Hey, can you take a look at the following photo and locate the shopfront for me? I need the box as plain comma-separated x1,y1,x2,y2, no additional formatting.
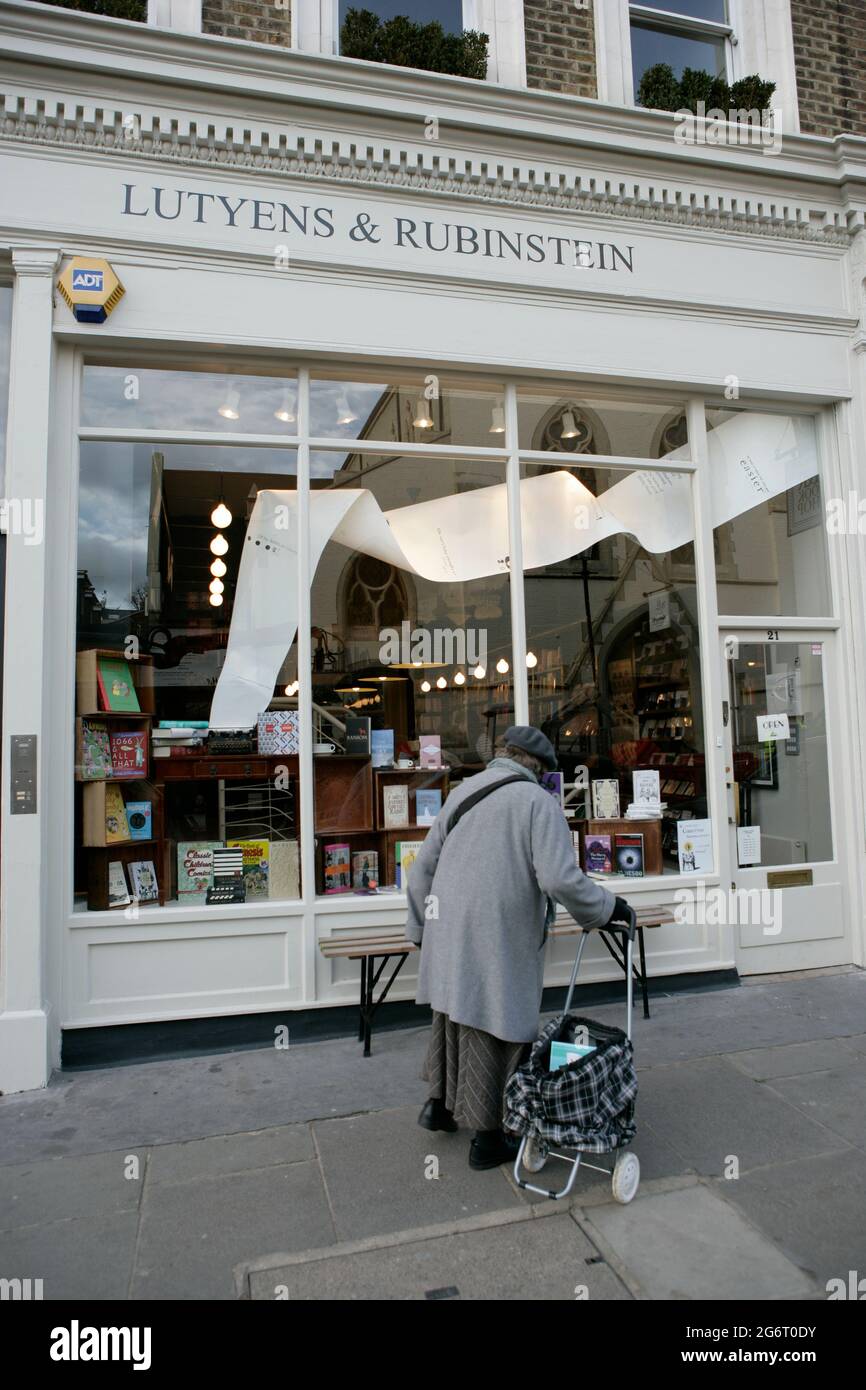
1,4,864,1089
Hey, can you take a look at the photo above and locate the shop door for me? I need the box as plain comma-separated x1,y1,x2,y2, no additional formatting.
720,630,848,974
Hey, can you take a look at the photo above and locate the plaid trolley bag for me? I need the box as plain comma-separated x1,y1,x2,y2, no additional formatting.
504,907,642,1203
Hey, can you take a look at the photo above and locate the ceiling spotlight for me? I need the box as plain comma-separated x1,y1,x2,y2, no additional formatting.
209,534,229,557
209,578,224,595
413,396,434,430
274,389,296,424
210,501,232,529
420,680,431,693
496,657,510,674
210,558,227,578
526,651,538,668
453,671,466,686
488,404,506,435
560,409,579,440
209,593,224,607
218,387,240,421
473,664,486,679
436,676,447,690
336,392,358,426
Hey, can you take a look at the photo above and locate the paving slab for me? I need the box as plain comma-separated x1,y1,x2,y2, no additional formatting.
0,1148,144,1230
247,1212,632,1301
637,1057,844,1176
312,1105,523,1241
710,1147,866,1287
587,1185,817,1300
131,1161,335,1301
727,1037,861,1081
0,1212,139,1301
764,1063,866,1151
146,1124,313,1185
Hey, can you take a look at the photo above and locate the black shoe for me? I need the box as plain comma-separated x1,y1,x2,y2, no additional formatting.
417,1098,458,1133
469,1129,520,1171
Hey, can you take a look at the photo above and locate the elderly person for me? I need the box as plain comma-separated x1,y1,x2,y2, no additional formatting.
406,725,630,1170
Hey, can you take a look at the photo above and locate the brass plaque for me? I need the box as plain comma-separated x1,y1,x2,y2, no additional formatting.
767,869,813,889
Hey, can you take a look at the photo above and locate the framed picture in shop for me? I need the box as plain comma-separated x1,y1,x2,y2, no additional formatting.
753,740,779,790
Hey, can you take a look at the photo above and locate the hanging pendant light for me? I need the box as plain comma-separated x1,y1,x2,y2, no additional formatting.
560,409,579,440
209,578,224,595
413,396,434,430
488,404,506,435
210,557,227,578
473,664,486,679
210,533,229,557
336,391,358,426
274,388,296,424
218,387,240,421
526,651,538,668
496,657,509,674
211,500,232,529
209,593,224,607
453,671,466,686
436,676,447,690
420,680,431,693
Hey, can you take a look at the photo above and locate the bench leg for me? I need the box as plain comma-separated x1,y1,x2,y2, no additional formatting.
358,957,367,1042
638,927,650,1019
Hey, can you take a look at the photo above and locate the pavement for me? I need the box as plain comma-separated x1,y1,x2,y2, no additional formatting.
1,967,865,1301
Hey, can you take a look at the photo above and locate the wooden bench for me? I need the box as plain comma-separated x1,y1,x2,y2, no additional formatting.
319,905,676,1056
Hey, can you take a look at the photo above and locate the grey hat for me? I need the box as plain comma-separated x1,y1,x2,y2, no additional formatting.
503,725,558,771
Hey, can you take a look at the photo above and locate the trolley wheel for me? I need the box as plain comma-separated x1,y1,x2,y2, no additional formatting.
522,1135,549,1174
611,1151,640,1204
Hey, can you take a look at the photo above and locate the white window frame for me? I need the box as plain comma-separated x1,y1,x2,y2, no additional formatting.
596,0,800,132
146,0,202,33
292,0,526,87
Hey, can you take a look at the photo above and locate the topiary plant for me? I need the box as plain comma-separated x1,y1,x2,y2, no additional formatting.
729,75,777,115
636,64,682,111
339,7,489,79
677,67,718,114
38,0,147,17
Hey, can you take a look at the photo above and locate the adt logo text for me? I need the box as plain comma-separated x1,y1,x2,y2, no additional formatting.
71,269,103,291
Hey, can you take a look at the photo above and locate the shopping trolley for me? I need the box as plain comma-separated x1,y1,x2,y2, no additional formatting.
505,906,641,1204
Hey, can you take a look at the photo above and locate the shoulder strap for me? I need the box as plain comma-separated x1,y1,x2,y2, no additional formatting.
443,774,531,839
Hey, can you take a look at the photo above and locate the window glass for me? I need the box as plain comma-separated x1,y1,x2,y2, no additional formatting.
310,372,505,446
708,411,831,618
633,1,727,20
728,641,832,866
75,441,303,912
0,285,12,494
309,447,512,897
518,391,689,459
631,22,727,97
339,1,464,32
521,457,706,878
82,366,298,436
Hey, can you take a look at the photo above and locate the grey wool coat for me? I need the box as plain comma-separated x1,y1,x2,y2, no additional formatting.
406,757,617,1043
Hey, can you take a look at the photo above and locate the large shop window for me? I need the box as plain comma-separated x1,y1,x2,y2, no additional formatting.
708,410,830,618
630,2,731,100
75,366,302,913
519,391,703,879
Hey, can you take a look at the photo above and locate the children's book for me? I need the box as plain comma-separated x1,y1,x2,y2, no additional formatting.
615,833,645,878
110,730,148,778
97,656,140,713
419,735,442,769
104,784,130,843
584,834,613,874
324,843,352,893
107,861,131,908
352,851,379,892
371,729,394,768
396,840,425,890
415,789,442,826
227,839,270,900
177,841,221,900
126,801,152,840
81,720,112,779
129,860,158,902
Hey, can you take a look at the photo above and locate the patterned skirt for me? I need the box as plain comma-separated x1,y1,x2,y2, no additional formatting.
422,1010,530,1132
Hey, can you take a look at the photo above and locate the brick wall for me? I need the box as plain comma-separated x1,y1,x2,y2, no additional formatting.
201,0,290,48
523,0,596,98
791,0,866,137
